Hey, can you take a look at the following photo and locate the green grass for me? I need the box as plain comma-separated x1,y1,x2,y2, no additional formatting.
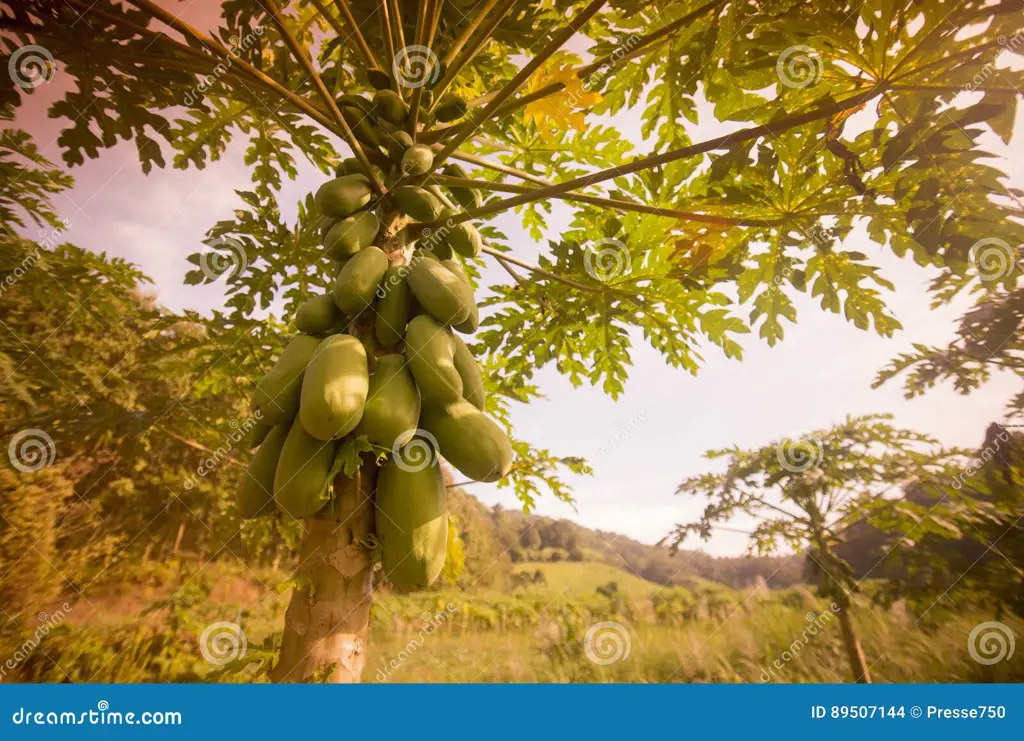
511,560,661,598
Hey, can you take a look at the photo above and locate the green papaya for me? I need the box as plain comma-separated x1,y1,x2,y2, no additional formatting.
404,315,462,404
372,89,409,125
452,300,479,335
443,221,483,257
452,334,485,411
375,265,411,347
274,418,336,518
336,158,385,183
407,257,473,325
421,88,435,109
361,354,420,447
340,105,387,149
318,215,336,239
376,450,447,592
333,246,389,314
315,174,373,219
402,144,434,176
294,293,342,335
419,227,453,261
247,421,272,449
236,424,288,518
421,400,512,482
299,334,368,441
386,130,414,163
441,163,483,209
252,335,321,425
337,94,371,114
367,68,391,90
324,210,380,260
392,185,444,222
434,94,468,122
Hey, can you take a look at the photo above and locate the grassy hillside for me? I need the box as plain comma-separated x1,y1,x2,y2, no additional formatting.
511,561,662,598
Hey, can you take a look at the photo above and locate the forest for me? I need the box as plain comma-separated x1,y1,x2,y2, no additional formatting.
0,0,1022,685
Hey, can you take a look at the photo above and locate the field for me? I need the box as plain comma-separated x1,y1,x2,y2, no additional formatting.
3,560,1020,684
511,560,667,598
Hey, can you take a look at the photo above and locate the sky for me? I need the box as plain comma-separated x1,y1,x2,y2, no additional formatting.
7,6,1022,556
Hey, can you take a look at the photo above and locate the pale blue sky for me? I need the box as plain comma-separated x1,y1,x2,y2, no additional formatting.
12,33,1021,556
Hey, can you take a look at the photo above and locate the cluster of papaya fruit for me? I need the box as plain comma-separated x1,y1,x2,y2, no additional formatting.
235,87,510,591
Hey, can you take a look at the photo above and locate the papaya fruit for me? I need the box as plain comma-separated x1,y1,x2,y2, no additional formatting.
435,94,468,122
421,399,512,482
440,163,483,210
452,334,486,411
247,421,273,449
421,88,435,109
300,334,369,441
386,130,414,163
318,215,336,239
402,144,434,176
418,227,453,261
360,354,420,447
335,158,385,183
324,210,380,260
375,265,411,347
452,300,479,335
333,246,389,314
315,174,373,219
404,315,463,404
274,418,336,518
236,424,288,518
340,106,387,149
392,185,444,222
375,450,447,592
367,68,391,90
372,89,409,125
252,335,320,425
443,221,483,257
407,257,473,325
338,93,372,114
294,293,342,335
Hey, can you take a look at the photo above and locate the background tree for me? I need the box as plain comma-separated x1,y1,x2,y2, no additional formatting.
2,0,1021,682
666,414,967,682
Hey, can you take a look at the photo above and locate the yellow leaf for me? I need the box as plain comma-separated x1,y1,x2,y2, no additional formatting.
523,52,603,139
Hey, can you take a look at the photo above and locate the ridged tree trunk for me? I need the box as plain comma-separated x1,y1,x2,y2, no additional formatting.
835,595,872,684
272,460,376,683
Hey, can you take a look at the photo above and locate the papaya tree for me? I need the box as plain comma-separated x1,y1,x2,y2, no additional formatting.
2,0,1022,682
665,414,973,683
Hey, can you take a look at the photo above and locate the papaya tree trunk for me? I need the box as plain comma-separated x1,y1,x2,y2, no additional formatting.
836,598,872,683
272,459,377,683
